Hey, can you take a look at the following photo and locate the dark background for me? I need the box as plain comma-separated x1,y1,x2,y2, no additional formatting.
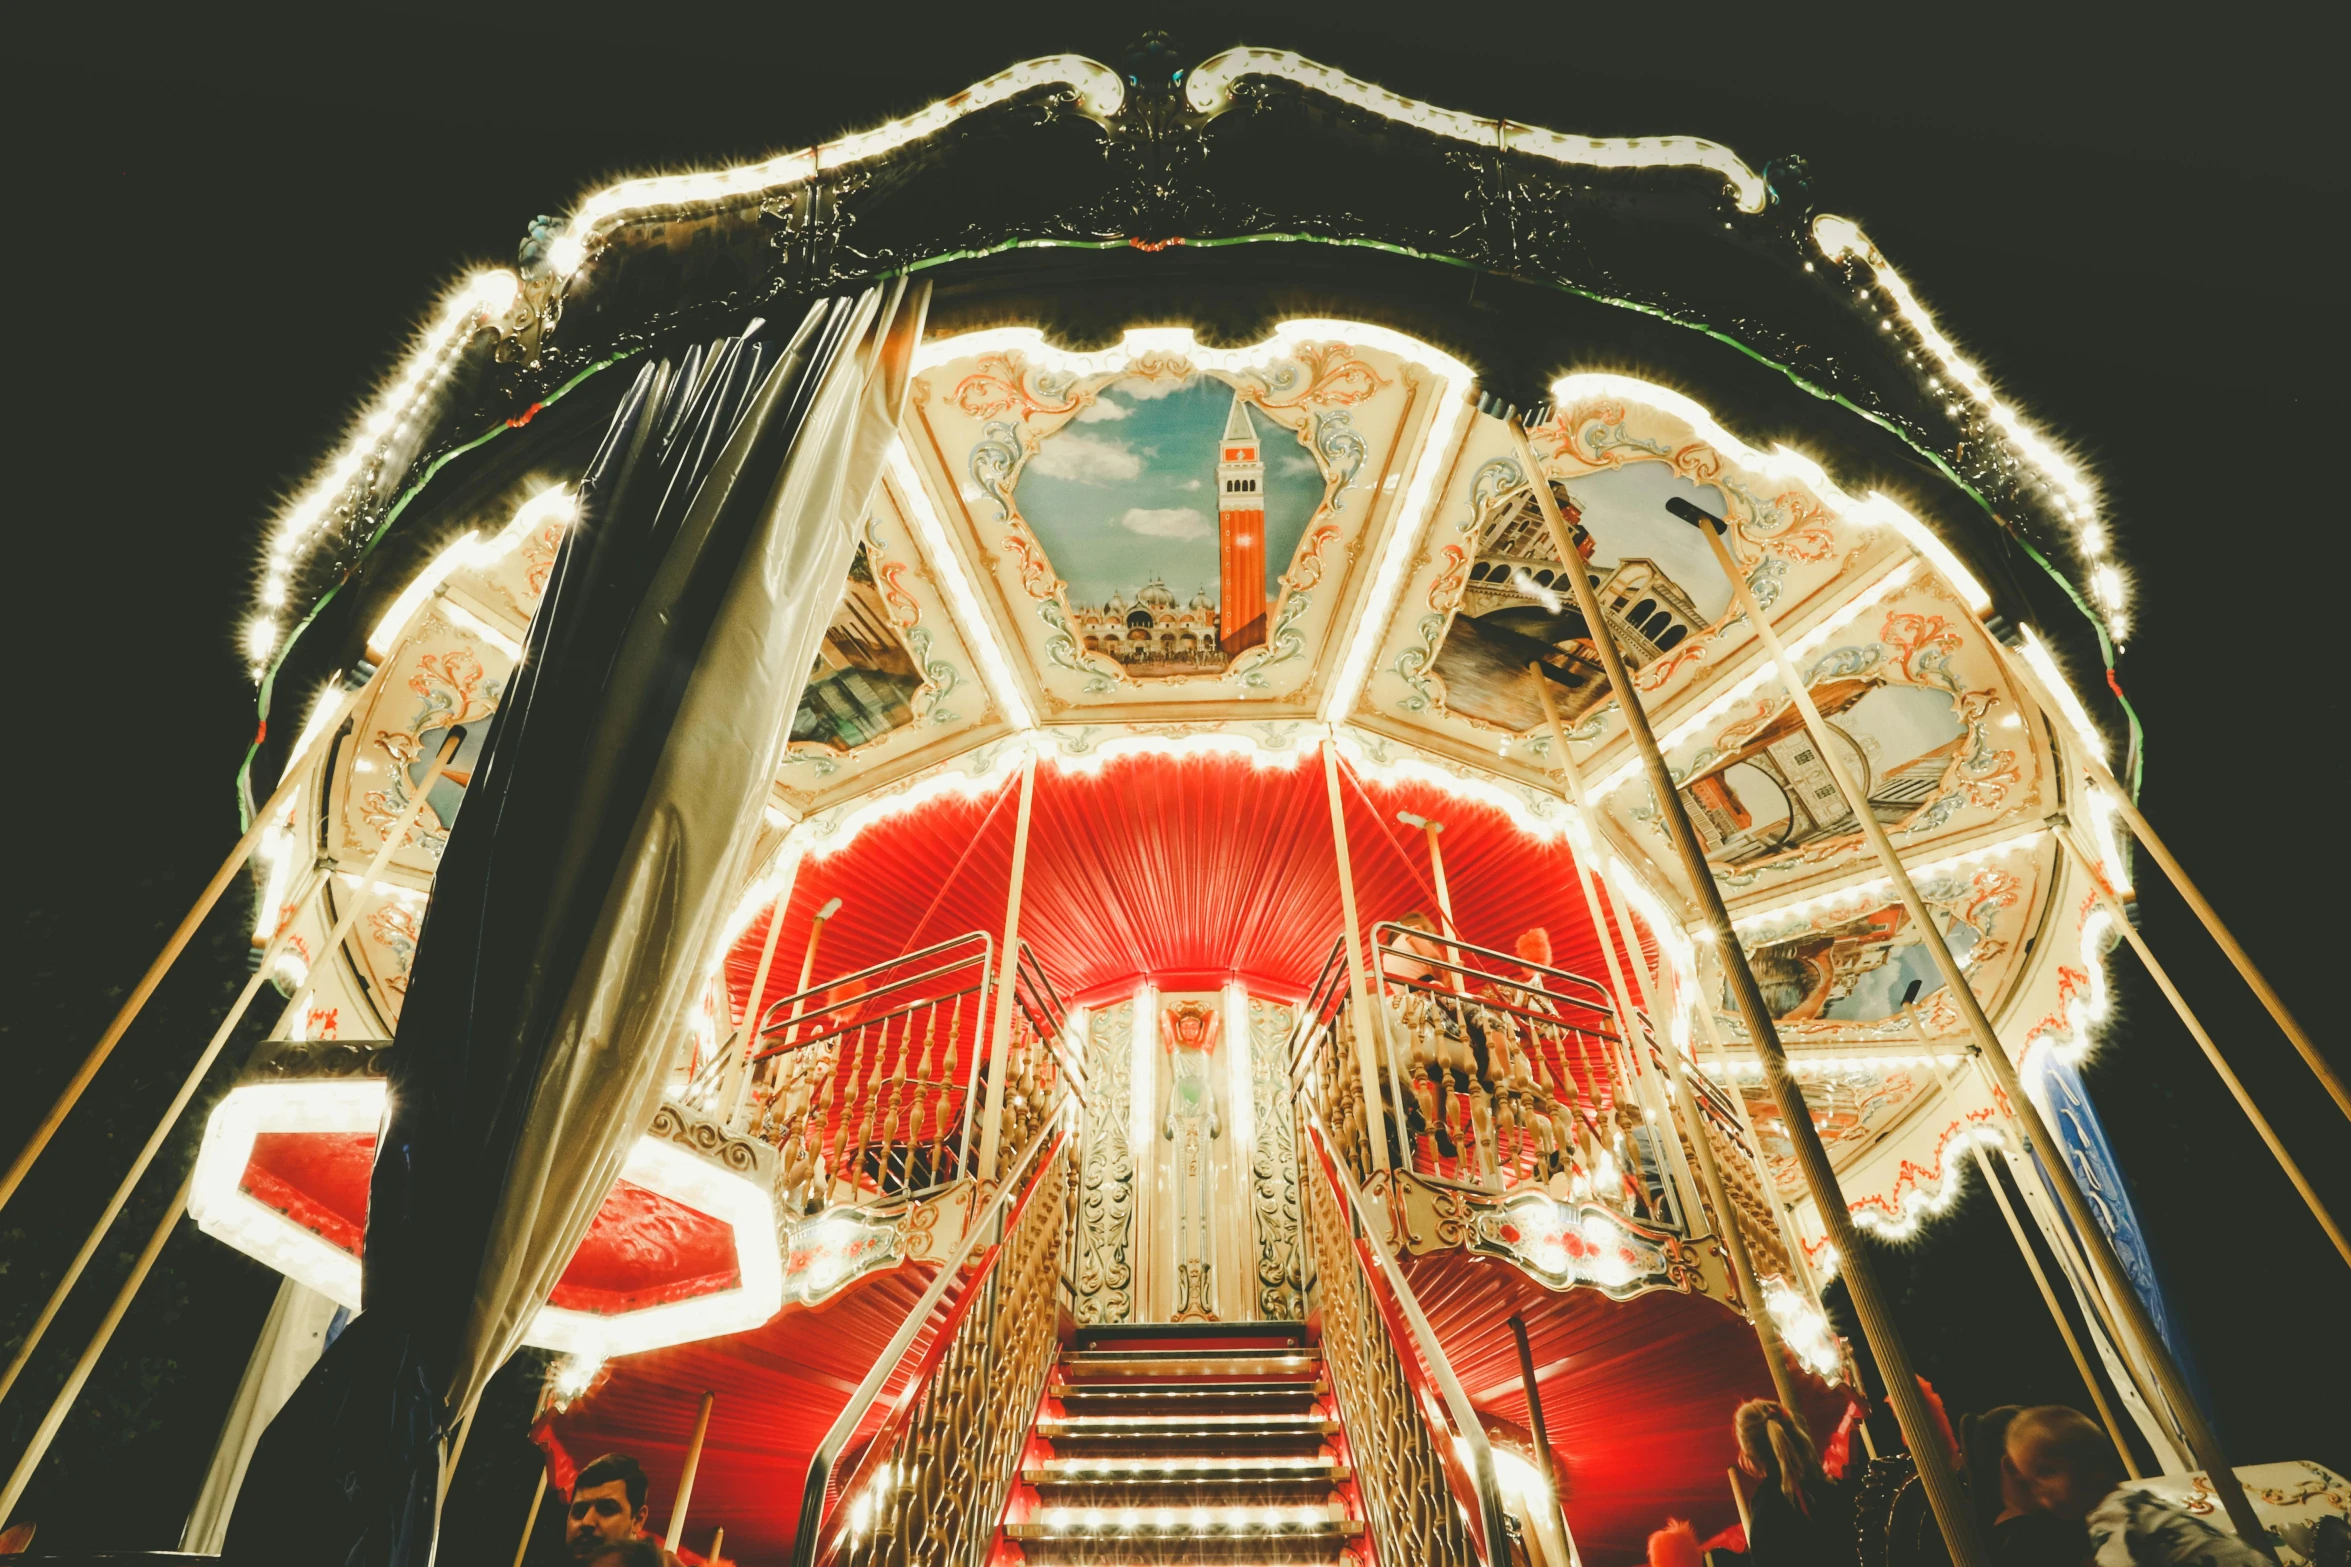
3,2,2344,1556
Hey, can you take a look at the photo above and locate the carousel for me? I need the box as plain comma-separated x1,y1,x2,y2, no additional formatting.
4,39,2346,1567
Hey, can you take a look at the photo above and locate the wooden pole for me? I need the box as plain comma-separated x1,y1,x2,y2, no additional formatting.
1504,420,1990,1567
0,677,376,1219
707,1525,725,1564
0,729,463,1409
1669,499,2269,1553
2001,644,2347,1123
1321,739,1394,1174
723,860,800,1128
508,1465,548,1567
1532,679,1770,1370
667,1390,716,1551
0,1168,196,1528
1963,1129,2139,1478
1397,811,1465,995
1728,1466,1754,1541
976,755,1037,1182
2052,822,2348,1268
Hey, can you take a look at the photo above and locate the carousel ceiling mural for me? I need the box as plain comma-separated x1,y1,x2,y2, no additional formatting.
81,37,2306,1567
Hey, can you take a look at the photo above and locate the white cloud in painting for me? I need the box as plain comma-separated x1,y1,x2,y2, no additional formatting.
1178,477,1204,491
1074,398,1129,423
1029,430,1143,484
1276,451,1321,477
1118,506,1211,540
1116,375,1191,401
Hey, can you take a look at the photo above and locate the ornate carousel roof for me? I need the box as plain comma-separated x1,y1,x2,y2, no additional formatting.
195,42,2169,1564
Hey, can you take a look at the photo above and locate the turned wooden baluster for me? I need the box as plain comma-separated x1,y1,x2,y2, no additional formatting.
830,1023,869,1197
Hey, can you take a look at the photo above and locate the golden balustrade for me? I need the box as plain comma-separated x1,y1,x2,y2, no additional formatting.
791,1114,1076,1567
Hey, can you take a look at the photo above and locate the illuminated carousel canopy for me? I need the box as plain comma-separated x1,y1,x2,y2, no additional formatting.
34,38,2319,1567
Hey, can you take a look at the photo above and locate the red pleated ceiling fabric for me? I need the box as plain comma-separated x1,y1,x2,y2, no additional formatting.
723,748,1639,1020
562,748,1722,1564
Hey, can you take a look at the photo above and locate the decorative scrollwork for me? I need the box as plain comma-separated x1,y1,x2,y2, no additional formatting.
648,1100,773,1182
1075,1003,1136,1324
1313,409,1369,506
1248,1000,1304,1319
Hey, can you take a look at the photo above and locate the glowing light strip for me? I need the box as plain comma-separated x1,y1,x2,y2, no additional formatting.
1848,1125,2006,1242
558,57,1124,269
1130,983,1158,1159
1763,1278,1842,1380
887,443,1033,731
190,1080,386,1308
1331,728,1567,843
2016,624,2108,759
1325,378,1473,721
1724,825,2048,931
364,486,574,659
1706,1053,1964,1078
1225,981,1254,1154
1585,560,1919,800
524,1129,784,1359
248,272,523,675
1812,216,2122,637
1187,49,1767,212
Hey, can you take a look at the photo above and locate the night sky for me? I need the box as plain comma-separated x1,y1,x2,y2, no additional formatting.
4,3,2345,1557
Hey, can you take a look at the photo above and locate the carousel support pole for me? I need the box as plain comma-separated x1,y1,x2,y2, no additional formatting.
708,1526,724,1564
976,754,1038,1182
723,859,800,1128
667,1390,715,1552
1506,1315,1561,1509
0,728,462,1409
1963,1128,2141,1477
508,1465,548,1567
0,677,375,1219
2005,646,2347,1123
2053,822,2349,1268
1668,498,2270,1552
1506,421,1990,1567
0,1168,196,1529
1729,1467,1755,1541
1321,739,1394,1174
1396,811,1465,994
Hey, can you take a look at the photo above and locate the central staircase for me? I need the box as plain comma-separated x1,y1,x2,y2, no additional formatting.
1007,1321,1366,1564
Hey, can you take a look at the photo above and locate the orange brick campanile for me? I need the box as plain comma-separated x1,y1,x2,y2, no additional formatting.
1216,394,1267,654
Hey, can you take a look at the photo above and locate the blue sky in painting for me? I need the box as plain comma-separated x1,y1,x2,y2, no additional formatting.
1016,376,1325,609
1558,464,1736,622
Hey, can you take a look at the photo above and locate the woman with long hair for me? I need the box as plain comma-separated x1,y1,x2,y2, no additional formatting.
1735,1398,1856,1566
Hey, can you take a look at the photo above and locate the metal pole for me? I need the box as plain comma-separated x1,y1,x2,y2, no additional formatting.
0,728,461,1409
0,1168,197,1527
667,1390,716,1550
1504,420,1989,1567
508,1466,548,1567
976,755,1038,1181
1398,811,1465,995
1964,1133,2140,1478
724,861,800,1127
0,677,375,1218
1506,1313,1563,1522
1321,739,1394,1174
1531,678,1778,1391
2006,646,2346,1123
1668,498,2269,1553
2051,822,2347,1268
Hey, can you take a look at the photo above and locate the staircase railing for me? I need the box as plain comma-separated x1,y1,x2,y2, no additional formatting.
1300,1108,1513,1567
752,932,1079,1215
1289,924,1691,1235
790,1107,1076,1567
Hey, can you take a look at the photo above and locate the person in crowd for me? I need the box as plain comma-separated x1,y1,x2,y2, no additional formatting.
1955,1405,2093,1565
565,1452,679,1566
1734,1398,1855,1567
2006,1405,2271,1566
579,1542,667,1567
1380,910,1446,987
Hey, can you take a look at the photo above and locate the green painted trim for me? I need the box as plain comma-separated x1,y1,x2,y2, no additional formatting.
235,351,636,827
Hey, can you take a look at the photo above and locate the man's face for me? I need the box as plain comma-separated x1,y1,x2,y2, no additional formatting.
2006,1432,2104,1521
566,1479,643,1554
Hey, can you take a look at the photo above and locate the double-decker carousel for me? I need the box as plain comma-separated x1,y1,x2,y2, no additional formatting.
6,40,2346,1567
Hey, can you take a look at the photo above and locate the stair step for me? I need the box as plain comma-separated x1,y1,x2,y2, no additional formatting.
1010,1506,1363,1540
1038,1414,1337,1434
1058,1351,1320,1379
1028,1458,1349,1482
1069,1321,1311,1352
1052,1379,1325,1400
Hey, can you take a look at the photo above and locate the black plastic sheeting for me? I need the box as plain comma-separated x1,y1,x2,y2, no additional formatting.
225,298,863,1567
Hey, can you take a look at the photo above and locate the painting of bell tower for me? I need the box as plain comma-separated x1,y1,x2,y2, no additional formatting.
1217,395,1267,654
